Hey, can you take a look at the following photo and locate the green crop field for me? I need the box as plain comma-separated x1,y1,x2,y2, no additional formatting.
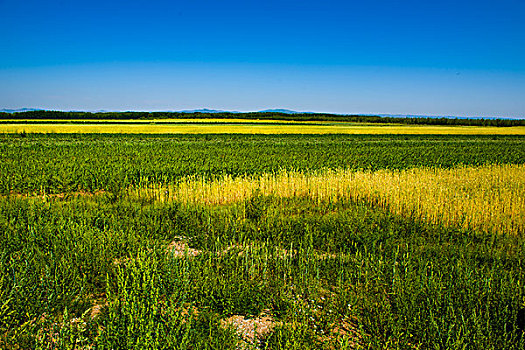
1,133,525,349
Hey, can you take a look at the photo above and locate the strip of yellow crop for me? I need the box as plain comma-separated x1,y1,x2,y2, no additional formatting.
132,164,525,235
2,123,525,134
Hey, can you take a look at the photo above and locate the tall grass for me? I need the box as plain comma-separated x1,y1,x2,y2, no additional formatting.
133,164,525,236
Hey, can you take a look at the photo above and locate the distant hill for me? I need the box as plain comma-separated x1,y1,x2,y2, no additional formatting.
179,108,249,114
181,108,304,114
180,108,231,113
1,108,312,115
258,109,304,114
0,108,43,113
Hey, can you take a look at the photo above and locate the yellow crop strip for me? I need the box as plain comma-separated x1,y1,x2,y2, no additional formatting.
132,164,525,235
2,123,525,134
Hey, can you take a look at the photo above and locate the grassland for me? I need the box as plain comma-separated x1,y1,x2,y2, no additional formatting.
2,120,525,134
134,164,525,236
1,133,525,349
2,134,524,195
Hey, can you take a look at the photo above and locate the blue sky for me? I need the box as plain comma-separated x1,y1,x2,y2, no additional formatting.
1,0,524,117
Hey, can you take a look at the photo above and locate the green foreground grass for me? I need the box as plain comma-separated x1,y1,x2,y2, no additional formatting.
1,194,524,349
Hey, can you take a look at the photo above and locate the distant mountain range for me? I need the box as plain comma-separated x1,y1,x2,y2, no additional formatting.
0,108,309,114
0,108,44,113
172,108,310,114
258,109,314,114
0,108,522,120
178,108,235,114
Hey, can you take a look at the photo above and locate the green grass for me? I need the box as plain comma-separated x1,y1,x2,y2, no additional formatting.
1,194,524,348
1,133,524,348
1,133,524,195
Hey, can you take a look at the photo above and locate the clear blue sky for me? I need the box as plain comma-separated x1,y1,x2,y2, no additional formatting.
1,0,524,117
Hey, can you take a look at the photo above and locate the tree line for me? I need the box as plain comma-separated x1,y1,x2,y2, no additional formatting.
1,110,524,127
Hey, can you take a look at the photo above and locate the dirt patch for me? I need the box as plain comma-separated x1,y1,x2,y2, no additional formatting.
166,239,201,258
87,294,108,320
221,314,279,347
112,256,131,266
89,303,107,320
